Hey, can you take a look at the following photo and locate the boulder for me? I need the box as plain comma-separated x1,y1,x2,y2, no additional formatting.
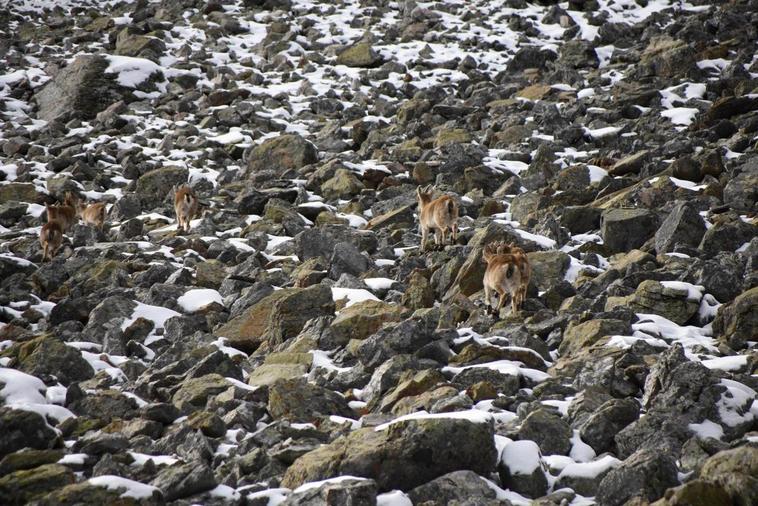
601,208,658,254
712,286,758,350
281,417,497,492
151,462,216,502
0,464,75,505
498,440,548,498
267,378,356,423
527,250,571,290
336,41,383,67
34,55,127,121
517,408,572,456
17,337,94,386
407,470,497,505
215,284,335,353
655,202,706,253
596,449,679,506
247,134,318,175
282,477,377,506
0,408,61,458
627,280,700,325
327,300,406,346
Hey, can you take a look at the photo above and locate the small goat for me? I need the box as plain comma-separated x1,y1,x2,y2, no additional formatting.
39,220,63,262
416,185,459,252
482,241,531,316
45,192,78,232
76,201,107,230
174,185,198,233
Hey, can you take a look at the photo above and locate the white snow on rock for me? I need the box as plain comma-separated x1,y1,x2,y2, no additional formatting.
500,440,543,475
688,419,725,440
88,475,160,499
557,455,621,479
104,55,166,90
120,301,181,333
0,367,75,422
717,379,756,428
377,490,413,506
374,409,494,431
331,287,380,308
661,107,699,126
177,289,224,312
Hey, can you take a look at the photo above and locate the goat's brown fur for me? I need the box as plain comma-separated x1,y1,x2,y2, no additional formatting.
416,185,459,252
482,241,531,315
40,221,63,262
174,185,198,233
76,201,107,230
45,193,78,232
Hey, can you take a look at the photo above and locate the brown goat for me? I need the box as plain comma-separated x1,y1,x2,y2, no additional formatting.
416,185,459,252
482,241,531,316
39,221,63,262
76,201,107,230
174,185,198,233
45,192,78,232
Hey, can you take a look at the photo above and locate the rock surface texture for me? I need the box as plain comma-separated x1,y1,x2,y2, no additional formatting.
0,0,756,505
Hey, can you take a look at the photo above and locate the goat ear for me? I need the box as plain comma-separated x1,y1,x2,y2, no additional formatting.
416,186,422,198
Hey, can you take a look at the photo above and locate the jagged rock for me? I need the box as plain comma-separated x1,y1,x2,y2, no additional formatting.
527,250,570,290
0,408,61,458
407,470,498,505
16,336,94,386
321,169,364,200
171,374,232,413
215,284,335,353
401,269,435,310
329,241,370,280
0,183,39,204
336,41,383,67
655,201,706,253
723,159,757,212
579,398,640,454
601,208,658,254
326,300,406,347
151,462,216,501
268,378,356,422
518,408,572,456
558,319,630,358
281,477,377,505
282,417,497,491
247,134,318,175
355,317,439,369
609,151,650,176
596,449,679,506
34,55,128,121
498,440,548,498
0,449,64,476
712,286,758,350
0,464,75,505
34,478,163,505
627,280,700,325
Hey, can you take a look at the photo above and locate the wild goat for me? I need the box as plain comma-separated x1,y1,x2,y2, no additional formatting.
174,185,198,233
416,185,459,252
45,192,78,232
76,201,107,230
39,220,63,262
482,241,531,316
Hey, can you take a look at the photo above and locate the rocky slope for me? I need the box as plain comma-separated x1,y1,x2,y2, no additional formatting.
1,0,757,504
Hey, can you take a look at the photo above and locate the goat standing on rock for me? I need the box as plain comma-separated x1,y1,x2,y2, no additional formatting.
174,185,199,233
416,185,459,252
482,241,531,316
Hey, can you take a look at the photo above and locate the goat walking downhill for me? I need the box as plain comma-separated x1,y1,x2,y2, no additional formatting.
174,185,199,233
77,201,107,230
416,185,459,252
482,241,531,316
39,221,63,262
45,192,78,232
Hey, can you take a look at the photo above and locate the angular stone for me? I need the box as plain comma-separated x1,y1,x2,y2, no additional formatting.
601,208,658,254
655,202,706,253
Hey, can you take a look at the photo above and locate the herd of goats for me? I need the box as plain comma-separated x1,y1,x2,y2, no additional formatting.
37,184,532,316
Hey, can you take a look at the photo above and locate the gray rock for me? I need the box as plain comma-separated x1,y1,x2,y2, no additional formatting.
356,317,439,369
498,440,548,499
518,408,572,456
579,398,640,454
0,408,61,458
17,337,94,386
328,241,370,280
267,378,357,423
601,208,658,254
282,417,497,492
34,55,128,122
281,477,377,505
407,470,497,505
596,448,679,506
723,159,758,212
655,201,706,253
247,134,318,175
151,462,216,501
712,286,758,350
